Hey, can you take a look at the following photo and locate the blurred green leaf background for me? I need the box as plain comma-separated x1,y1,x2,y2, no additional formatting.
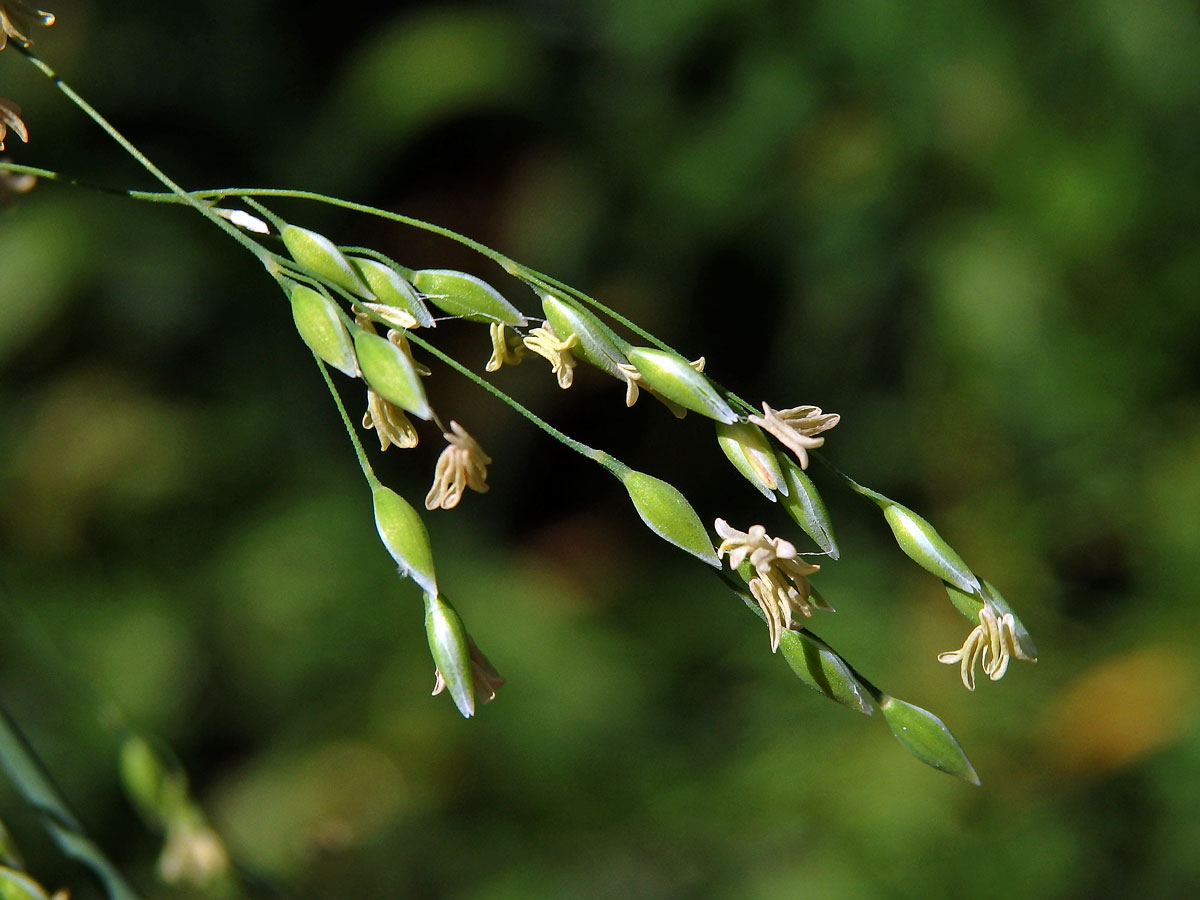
2,1,1199,897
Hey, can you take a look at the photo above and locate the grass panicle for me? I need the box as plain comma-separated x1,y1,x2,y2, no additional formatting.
0,32,1041,891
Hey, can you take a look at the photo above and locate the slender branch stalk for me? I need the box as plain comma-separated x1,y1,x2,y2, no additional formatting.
403,331,619,473
0,161,755,416
128,185,517,272
15,48,274,267
315,359,379,489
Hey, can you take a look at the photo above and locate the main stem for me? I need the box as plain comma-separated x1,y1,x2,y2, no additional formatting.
17,48,274,268
136,185,519,274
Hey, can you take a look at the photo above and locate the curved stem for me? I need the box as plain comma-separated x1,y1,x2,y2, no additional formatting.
126,185,517,273
515,268,666,350
0,161,789,484
402,331,621,474
314,359,379,490
811,451,886,504
0,161,131,196
16,48,275,268
131,185,682,354
177,189,758,417
0,161,762,420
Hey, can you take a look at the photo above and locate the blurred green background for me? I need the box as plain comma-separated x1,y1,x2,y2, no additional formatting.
2,1,1199,897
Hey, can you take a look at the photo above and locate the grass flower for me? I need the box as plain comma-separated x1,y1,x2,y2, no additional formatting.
716,519,828,651
213,207,270,234
616,359,699,417
363,389,418,450
0,167,37,202
0,98,28,150
158,815,230,888
360,300,420,331
425,421,491,510
0,2,53,51
433,634,505,705
355,311,433,377
485,321,527,372
938,601,1036,690
748,402,840,470
523,323,580,388
385,328,430,375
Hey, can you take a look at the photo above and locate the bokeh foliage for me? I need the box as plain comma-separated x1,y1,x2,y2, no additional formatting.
2,1,1199,897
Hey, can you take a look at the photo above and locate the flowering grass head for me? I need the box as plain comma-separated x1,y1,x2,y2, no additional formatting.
0,39,1041,785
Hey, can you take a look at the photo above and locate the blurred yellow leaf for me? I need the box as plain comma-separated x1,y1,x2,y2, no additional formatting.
1043,645,1196,775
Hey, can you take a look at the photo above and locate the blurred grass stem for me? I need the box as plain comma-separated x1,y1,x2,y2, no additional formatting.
0,707,142,900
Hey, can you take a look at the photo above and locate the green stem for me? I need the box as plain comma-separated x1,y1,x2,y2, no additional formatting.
0,707,142,900
341,245,415,280
0,160,762,421
152,187,678,356
811,451,887,505
514,268,666,350
0,159,822,491
181,191,758,418
715,569,886,703
66,182,701,365
0,161,130,196
15,49,275,269
402,331,621,474
314,359,379,489
128,185,516,273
